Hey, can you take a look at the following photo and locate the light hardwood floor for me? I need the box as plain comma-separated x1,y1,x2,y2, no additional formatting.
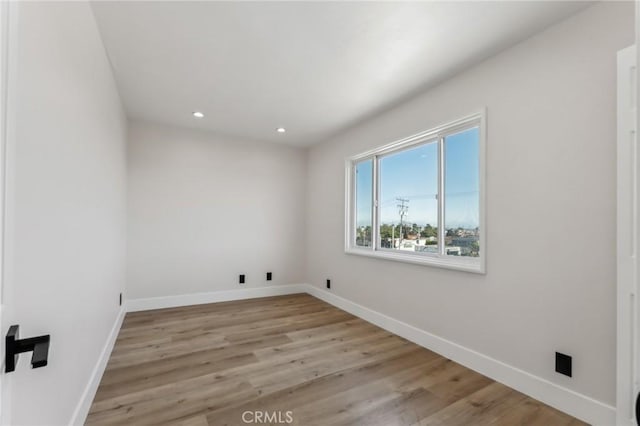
87,294,586,425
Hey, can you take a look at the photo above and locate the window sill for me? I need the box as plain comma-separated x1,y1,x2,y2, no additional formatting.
344,247,485,274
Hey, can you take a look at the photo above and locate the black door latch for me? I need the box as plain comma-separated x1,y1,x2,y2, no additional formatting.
5,325,50,373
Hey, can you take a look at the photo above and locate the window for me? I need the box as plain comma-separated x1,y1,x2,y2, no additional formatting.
354,159,373,247
345,112,485,273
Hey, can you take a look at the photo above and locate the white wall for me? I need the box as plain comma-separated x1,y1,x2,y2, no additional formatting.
306,1,633,407
4,2,127,425
126,121,307,299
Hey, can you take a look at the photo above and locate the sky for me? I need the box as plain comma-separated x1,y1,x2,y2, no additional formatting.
356,126,479,229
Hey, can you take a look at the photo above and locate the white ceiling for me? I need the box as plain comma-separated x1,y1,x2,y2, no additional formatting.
91,1,591,147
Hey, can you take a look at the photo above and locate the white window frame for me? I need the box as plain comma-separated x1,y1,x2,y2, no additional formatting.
344,110,486,274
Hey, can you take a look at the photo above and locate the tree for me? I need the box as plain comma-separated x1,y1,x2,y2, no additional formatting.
380,224,393,240
421,224,437,238
356,226,372,246
470,241,480,256
380,223,403,248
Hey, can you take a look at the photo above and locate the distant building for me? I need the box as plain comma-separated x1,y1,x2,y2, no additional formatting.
452,237,478,248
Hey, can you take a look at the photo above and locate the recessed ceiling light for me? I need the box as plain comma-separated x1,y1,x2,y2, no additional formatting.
192,111,204,118
276,127,286,133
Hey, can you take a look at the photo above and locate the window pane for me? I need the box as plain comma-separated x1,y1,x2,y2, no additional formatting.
355,159,373,247
379,142,438,253
445,127,480,257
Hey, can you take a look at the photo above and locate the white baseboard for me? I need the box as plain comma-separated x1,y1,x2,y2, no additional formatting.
125,284,307,312
74,283,615,426
69,306,126,426
304,284,615,426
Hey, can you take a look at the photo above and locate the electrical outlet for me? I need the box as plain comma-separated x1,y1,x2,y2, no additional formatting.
326,279,331,289
266,272,272,281
555,352,572,377
239,274,245,284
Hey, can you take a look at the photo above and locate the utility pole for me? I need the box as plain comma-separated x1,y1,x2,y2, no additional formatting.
396,197,409,248
391,223,395,249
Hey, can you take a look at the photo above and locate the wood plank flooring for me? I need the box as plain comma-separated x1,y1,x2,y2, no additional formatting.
87,294,586,425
